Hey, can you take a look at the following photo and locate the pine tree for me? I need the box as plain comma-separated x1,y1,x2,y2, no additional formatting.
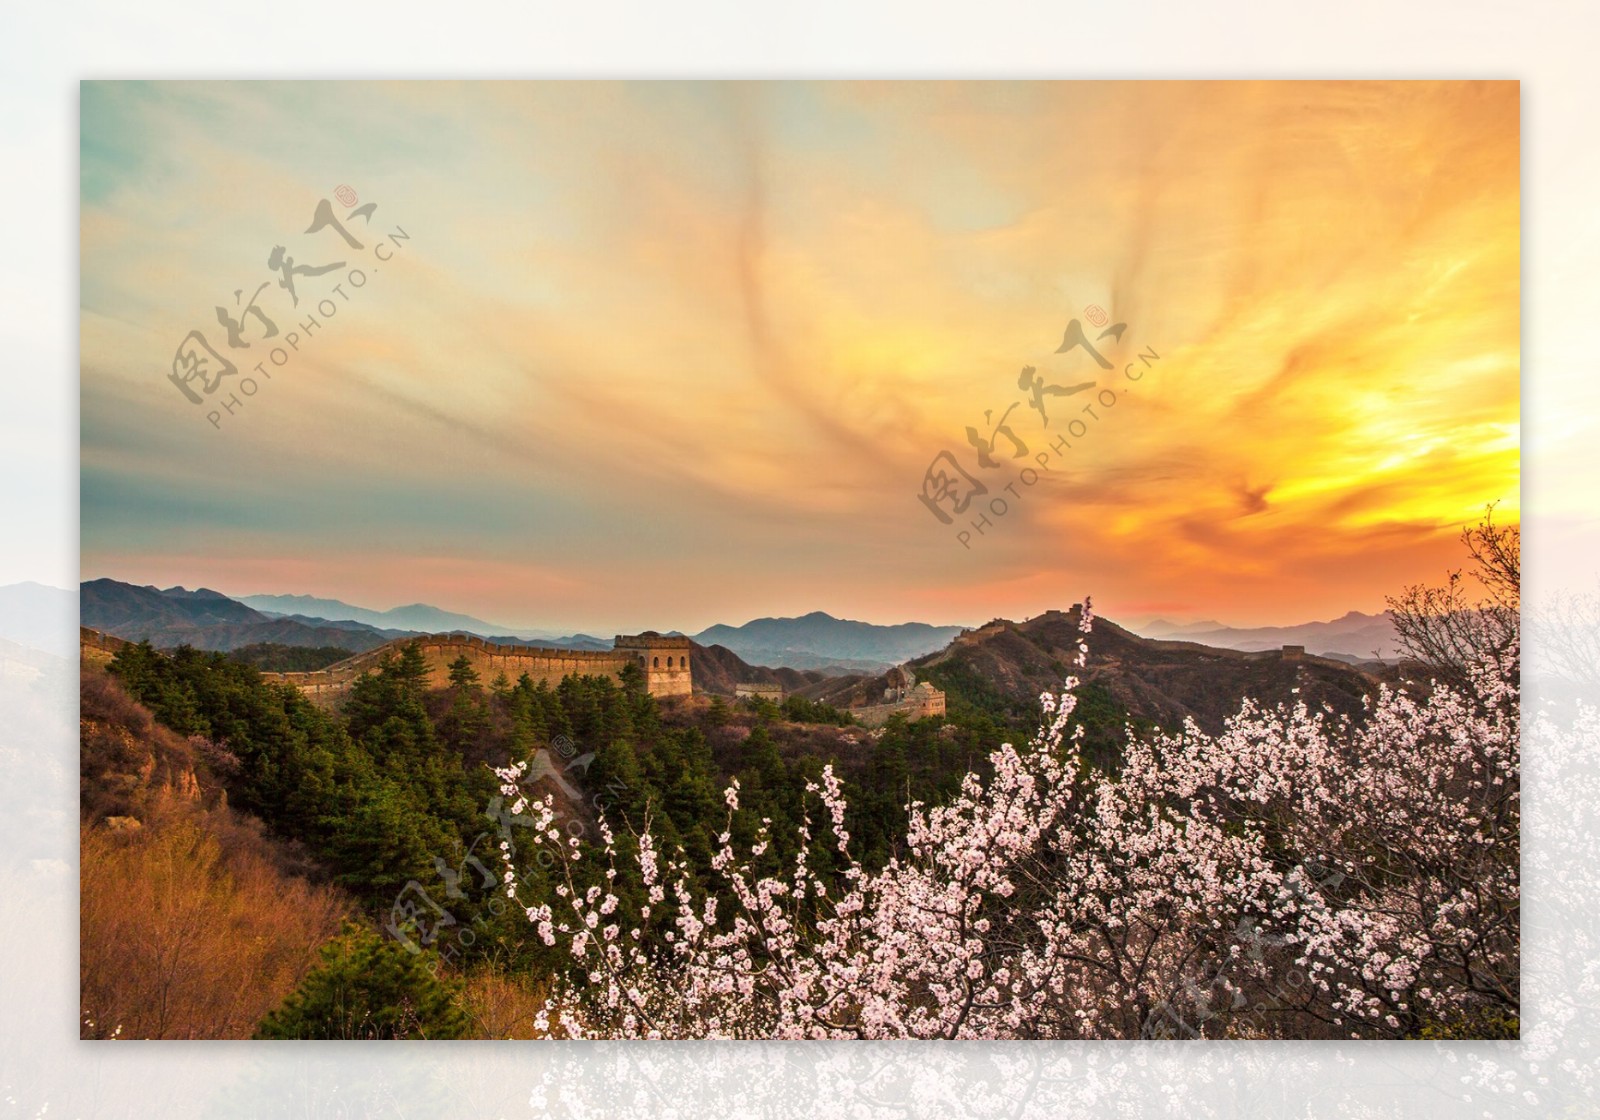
447,654,481,692
706,695,730,728
254,922,468,1039
393,641,431,694
441,655,489,757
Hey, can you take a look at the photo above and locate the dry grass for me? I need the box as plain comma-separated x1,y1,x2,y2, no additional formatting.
79,666,351,1039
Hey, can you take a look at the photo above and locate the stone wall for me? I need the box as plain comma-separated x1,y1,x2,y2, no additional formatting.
79,624,694,705
735,682,785,701
853,685,947,728
264,632,692,706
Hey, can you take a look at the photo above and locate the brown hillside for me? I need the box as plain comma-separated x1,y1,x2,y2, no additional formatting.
798,607,1382,735
79,661,350,1039
688,642,830,697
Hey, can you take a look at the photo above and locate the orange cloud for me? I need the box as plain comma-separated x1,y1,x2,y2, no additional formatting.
81,81,1518,631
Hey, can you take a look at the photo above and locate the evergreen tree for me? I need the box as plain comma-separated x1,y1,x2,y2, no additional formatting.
254,922,468,1040
393,641,431,694
447,654,481,692
705,695,730,728
440,655,490,757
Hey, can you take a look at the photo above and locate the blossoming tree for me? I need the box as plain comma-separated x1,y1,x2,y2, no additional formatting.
497,595,1519,1040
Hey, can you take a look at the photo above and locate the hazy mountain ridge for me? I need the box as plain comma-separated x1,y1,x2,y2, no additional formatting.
97,586,969,671
691,611,965,671
238,593,617,646
82,579,399,653
239,593,517,638
270,614,416,639
1132,610,1400,660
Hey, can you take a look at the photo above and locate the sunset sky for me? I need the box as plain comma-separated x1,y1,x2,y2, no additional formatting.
79,81,1520,634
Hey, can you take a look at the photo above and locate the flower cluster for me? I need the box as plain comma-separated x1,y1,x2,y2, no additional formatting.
496,600,1519,1039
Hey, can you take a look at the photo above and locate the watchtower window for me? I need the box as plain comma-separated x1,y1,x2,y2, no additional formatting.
653,656,660,668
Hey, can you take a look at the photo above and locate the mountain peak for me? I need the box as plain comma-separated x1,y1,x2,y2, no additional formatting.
691,612,964,670
161,585,233,601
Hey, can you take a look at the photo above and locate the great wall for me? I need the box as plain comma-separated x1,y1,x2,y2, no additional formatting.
850,680,946,727
255,631,695,705
80,626,693,705
79,625,950,723
734,666,947,727
851,664,946,726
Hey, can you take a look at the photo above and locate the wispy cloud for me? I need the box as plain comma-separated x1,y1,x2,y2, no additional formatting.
80,81,1519,631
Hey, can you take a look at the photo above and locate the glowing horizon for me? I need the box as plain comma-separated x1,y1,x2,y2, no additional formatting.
80,81,1520,635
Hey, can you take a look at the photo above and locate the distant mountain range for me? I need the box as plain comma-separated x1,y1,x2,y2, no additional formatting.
239,594,511,638
80,579,403,653
84,583,969,673
80,581,617,654
70,580,1405,735
76,577,1398,675
797,607,1388,736
237,593,610,648
1133,610,1400,661
690,611,966,672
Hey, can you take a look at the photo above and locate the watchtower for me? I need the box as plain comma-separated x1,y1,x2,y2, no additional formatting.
613,632,693,697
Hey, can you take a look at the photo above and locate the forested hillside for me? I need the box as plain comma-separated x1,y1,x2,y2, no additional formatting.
82,634,1071,1037
81,518,1515,1042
